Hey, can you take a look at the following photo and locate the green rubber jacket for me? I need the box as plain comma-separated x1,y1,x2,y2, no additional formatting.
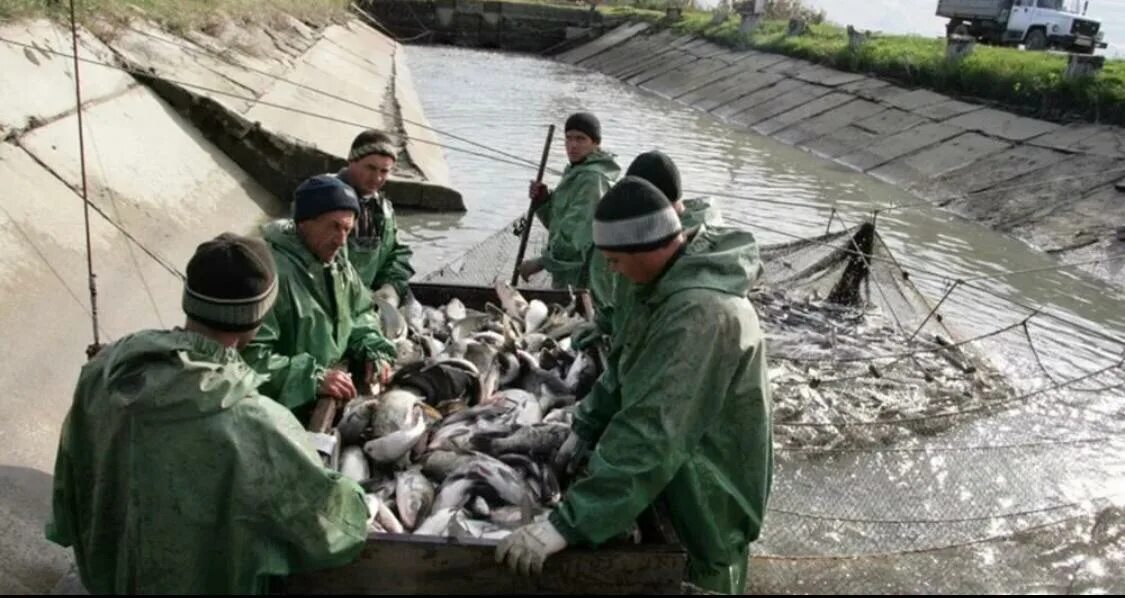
554,223,773,594
534,150,620,290
45,329,368,594
337,168,416,297
241,220,396,421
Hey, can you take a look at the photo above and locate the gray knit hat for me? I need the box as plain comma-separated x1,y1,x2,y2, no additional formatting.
593,176,682,253
182,233,278,332
348,129,398,163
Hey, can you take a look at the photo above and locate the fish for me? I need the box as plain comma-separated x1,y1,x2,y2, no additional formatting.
470,496,491,517
564,350,598,395
524,299,548,333
339,446,370,483
395,467,435,531
364,409,427,465
414,507,461,537
444,298,467,322
494,281,529,320
400,293,425,332
421,450,478,481
373,285,400,309
474,423,570,459
496,388,543,426
432,475,476,512
368,493,405,534
516,350,571,397
370,389,424,438
374,297,407,341
336,397,377,445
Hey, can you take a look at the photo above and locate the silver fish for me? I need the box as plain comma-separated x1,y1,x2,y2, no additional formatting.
444,298,467,322
339,446,370,483
564,350,597,394
373,285,400,309
364,410,426,465
414,507,461,537
524,299,548,333
516,350,571,396
395,467,435,531
470,496,491,517
368,493,405,534
401,293,425,332
432,475,476,512
421,450,477,481
374,297,407,341
479,423,570,459
494,281,529,320
336,397,378,445
371,389,423,438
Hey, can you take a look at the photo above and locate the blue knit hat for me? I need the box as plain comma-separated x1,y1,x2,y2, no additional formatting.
292,174,360,223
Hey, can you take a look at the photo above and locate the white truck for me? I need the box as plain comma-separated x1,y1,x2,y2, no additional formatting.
937,0,1107,54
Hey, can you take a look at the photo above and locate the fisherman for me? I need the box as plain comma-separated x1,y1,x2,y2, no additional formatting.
497,176,774,595
46,233,369,594
336,128,416,304
517,112,621,289
581,149,724,329
242,174,397,424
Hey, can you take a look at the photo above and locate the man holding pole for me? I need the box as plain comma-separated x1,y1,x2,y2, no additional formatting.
516,112,620,290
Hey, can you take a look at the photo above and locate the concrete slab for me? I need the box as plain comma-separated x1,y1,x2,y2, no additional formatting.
641,57,730,99
694,71,785,113
853,108,929,136
847,80,911,103
838,76,892,95
671,58,762,102
883,88,950,111
1014,186,1125,281
686,41,735,59
761,56,805,76
804,124,878,159
245,22,397,156
913,99,983,121
557,21,649,64
774,98,885,146
712,78,803,120
583,29,679,73
731,83,832,128
791,64,866,87
947,107,1060,142
838,122,964,172
753,92,854,136
737,50,791,72
0,20,133,133
917,145,1072,199
1026,123,1125,158
606,43,690,80
869,132,1011,184
625,51,699,86
944,153,1124,229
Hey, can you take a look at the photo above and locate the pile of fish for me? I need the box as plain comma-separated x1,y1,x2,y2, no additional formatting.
320,282,608,542
752,288,1013,449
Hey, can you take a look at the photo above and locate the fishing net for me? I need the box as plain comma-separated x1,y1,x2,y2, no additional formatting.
421,217,1125,593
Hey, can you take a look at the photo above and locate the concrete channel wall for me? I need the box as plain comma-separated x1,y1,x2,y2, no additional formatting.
557,23,1125,287
0,15,453,593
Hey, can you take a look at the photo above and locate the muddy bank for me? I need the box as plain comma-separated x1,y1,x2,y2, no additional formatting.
556,23,1125,287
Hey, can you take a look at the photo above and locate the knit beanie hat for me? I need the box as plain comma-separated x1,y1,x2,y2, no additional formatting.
626,150,681,202
565,112,601,144
292,174,360,223
348,129,398,163
593,176,683,253
182,233,278,332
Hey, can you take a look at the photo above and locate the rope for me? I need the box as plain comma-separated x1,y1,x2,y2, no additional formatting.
776,436,1114,454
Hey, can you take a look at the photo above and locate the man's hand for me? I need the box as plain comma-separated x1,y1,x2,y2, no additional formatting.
553,431,591,476
528,181,551,206
518,258,545,281
319,370,357,401
495,519,568,576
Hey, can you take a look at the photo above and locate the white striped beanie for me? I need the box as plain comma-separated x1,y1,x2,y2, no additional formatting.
593,175,682,253
182,233,278,332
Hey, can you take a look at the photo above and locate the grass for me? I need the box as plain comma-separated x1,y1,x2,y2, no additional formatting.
604,6,1125,126
0,0,350,34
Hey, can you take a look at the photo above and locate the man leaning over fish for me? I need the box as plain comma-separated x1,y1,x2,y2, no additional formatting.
496,176,775,594
241,174,398,425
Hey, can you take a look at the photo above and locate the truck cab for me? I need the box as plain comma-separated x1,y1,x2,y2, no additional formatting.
938,0,1108,54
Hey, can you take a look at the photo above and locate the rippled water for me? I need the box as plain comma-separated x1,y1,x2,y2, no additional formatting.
397,44,1125,590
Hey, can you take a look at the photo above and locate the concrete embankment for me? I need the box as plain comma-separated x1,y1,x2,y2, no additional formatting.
556,24,1125,287
0,14,453,593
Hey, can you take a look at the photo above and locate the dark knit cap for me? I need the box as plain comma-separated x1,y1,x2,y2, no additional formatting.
626,150,681,201
594,176,682,253
564,112,601,144
348,129,398,163
292,174,360,223
182,233,278,332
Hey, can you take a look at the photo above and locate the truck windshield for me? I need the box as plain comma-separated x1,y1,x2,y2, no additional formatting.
1037,0,1083,13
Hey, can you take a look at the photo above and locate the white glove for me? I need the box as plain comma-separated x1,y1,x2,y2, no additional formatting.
495,519,568,576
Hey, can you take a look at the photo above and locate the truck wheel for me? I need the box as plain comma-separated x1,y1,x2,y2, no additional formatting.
1025,28,1047,51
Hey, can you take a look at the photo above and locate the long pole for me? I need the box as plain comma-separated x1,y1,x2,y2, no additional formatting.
70,0,101,358
510,124,556,287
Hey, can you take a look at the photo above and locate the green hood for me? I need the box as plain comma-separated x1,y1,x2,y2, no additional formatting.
566,149,621,180
649,224,762,302
93,329,266,422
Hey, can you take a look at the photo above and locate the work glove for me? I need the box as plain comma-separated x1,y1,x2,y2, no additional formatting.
553,430,591,476
495,519,568,576
570,321,603,351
